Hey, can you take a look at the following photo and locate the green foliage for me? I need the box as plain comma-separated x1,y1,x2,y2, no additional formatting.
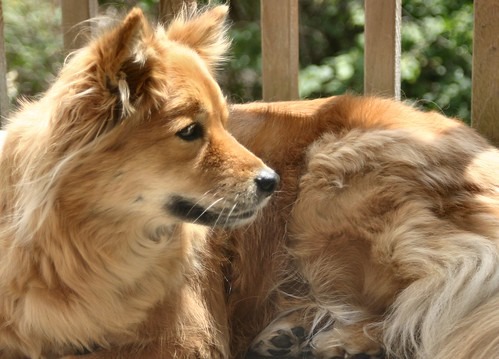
300,0,365,63
222,20,263,102
3,0,473,122
297,0,365,97
225,0,473,122
4,0,63,102
400,0,473,122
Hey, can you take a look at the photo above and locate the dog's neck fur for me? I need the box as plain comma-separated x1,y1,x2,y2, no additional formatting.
0,184,206,357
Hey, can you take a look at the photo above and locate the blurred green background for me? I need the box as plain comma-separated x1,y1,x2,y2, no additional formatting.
3,0,473,122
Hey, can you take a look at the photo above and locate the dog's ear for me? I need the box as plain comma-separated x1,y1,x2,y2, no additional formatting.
93,7,153,121
166,5,230,71
52,8,158,148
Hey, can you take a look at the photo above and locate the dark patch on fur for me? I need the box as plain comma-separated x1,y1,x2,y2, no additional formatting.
166,196,255,227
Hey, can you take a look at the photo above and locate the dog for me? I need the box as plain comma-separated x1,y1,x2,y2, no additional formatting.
225,96,499,359
2,4,499,359
0,6,278,359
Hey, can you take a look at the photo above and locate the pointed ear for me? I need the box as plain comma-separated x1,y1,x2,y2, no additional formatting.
165,5,230,70
94,7,154,121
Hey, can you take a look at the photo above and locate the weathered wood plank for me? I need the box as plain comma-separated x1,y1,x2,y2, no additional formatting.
472,0,499,145
159,0,197,21
0,0,9,123
364,0,401,99
61,0,98,52
261,0,299,101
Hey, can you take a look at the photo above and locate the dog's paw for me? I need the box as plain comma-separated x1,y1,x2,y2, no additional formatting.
247,311,311,358
248,327,310,357
247,312,385,359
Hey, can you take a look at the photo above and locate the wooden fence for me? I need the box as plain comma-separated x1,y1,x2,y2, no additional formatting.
0,0,498,144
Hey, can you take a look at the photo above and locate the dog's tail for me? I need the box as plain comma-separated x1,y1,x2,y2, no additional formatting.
433,295,499,359
383,233,499,359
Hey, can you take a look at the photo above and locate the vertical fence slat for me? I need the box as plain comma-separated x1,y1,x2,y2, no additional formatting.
159,0,197,21
61,0,98,52
261,0,299,101
472,0,499,145
0,0,9,123
364,0,401,99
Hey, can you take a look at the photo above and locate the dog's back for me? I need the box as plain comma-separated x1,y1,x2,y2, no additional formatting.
227,95,499,359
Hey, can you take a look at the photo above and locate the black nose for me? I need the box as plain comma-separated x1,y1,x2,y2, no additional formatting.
254,168,280,196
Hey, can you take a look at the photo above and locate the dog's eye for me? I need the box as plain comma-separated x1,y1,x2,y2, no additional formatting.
176,123,203,141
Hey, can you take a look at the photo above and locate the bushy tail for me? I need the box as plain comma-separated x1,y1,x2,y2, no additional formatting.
383,237,499,359
434,296,499,359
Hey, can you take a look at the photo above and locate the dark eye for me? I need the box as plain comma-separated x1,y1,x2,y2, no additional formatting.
176,123,203,141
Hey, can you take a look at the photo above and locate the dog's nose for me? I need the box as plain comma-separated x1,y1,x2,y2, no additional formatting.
254,168,280,196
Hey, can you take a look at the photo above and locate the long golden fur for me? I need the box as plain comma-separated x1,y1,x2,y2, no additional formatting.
2,5,499,359
0,6,279,359
227,96,499,359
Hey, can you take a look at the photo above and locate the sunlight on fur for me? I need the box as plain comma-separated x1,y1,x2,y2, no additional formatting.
0,6,277,359
227,96,499,359
1,4,499,359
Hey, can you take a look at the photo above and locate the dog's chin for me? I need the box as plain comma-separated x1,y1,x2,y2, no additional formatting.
166,196,260,228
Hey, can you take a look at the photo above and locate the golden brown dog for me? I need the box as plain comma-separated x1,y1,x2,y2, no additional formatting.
226,96,499,359
0,6,279,359
2,5,499,359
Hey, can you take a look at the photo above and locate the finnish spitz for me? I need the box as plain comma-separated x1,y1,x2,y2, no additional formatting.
3,4,499,359
0,6,277,359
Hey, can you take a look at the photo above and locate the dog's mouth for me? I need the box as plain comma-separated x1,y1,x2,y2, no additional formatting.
166,196,259,228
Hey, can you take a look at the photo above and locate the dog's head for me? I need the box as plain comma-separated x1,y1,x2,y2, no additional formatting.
8,6,278,241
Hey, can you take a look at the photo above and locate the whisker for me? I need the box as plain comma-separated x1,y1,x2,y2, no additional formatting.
224,195,240,227
185,189,217,216
213,198,229,229
192,197,225,224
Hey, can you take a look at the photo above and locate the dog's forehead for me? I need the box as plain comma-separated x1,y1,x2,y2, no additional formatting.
201,85,229,125
168,49,228,123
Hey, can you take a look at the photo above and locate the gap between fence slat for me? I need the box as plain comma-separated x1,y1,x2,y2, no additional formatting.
261,0,299,101
472,0,499,145
364,0,401,99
